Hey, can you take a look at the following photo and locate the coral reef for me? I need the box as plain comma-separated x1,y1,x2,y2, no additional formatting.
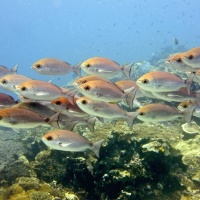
1,118,200,199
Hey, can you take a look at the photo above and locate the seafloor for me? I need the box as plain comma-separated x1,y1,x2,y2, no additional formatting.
0,116,200,200
0,47,200,200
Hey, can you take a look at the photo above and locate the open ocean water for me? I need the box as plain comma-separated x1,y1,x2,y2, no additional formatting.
0,0,200,199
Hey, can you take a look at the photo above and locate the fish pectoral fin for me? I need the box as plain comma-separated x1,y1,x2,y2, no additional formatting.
59,142,75,147
35,92,49,96
97,69,113,73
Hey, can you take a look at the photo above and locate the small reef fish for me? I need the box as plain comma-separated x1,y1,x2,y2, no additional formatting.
32,58,80,76
152,88,200,102
165,53,193,72
136,71,193,95
0,64,18,77
182,47,200,68
15,80,73,101
12,101,95,132
77,80,135,109
178,101,200,118
0,74,32,92
12,102,56,118
0,107,58,129
136,103,193,124
42,129,104,158
51,96,89,117
76,96,138,128
0,93,17,108
76,57,132,79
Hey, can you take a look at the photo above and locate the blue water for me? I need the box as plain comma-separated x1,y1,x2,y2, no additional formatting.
0,0,199,97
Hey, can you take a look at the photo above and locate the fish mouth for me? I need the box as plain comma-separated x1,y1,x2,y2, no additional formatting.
73,82,79,88
165,60,170,64
136,80,142,85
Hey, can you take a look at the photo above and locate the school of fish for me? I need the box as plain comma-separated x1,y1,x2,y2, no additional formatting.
0,47,200,157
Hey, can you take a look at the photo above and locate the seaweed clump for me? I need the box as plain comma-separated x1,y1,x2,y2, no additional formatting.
27,129,187,200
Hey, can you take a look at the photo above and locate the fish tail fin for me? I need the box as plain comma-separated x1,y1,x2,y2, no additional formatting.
73,62,82,77
125,112,138,128
91,139,104,158
186,72,195,95
46,112,60,128
121,63,133,79
125,87,136,109
11,64,18,73
182,106,195,125
86,117,96,132
65,89,78,105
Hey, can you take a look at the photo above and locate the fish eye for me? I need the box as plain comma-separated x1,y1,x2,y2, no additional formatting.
86,64,91,68
176,58,182,63
142,79,149,84
21,86,27,91
139,112,145,116
55,101,61,105
188,55,194,60
46,136,53,141
0,116,2,120
66,106,69,110
84,85,91,91
183,104,188,108
81,100,87,105
1,79,7,84
35,64,42,69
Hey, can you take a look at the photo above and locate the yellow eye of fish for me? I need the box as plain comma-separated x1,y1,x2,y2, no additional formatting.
81,100,87,105
139,112,145,116
55,101,61,105
183,104,188,108
1,79,7,84
176,58,182,63
36,64,42,69
142,79,149,84
188,55,194,60
86,64,91,68
21,86,27,91
47,136,53,141
84,85,91,91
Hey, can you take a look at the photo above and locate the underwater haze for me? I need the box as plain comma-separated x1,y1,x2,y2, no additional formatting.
0,0,200,79
1,1,200,200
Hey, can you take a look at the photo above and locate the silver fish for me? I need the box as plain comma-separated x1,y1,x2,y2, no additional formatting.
76,96,137,128
42,129,104,157
77,80,135,109
32,58,80,76
0,74,32,92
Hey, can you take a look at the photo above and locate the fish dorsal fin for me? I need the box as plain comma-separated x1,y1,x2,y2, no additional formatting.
65,61,72,66
112,60,120,66
11,64,18,73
